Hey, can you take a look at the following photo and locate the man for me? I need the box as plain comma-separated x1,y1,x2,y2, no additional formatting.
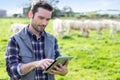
5,1,69,80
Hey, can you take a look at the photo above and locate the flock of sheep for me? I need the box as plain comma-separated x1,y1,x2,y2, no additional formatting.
53,18,120,38
10,19,120,38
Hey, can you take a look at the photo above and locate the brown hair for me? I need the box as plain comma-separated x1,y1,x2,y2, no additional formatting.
31,0,53,15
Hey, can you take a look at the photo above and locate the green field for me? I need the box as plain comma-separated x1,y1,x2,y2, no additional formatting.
0,18,120,80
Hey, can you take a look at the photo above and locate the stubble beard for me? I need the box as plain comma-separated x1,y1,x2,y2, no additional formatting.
33,24,45,33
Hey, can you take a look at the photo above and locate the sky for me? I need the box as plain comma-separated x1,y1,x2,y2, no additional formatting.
0,0,120,16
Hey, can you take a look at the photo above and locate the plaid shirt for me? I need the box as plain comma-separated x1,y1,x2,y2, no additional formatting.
5,27,61,80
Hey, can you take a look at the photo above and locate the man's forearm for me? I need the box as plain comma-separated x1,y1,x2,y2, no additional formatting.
21,61,37,75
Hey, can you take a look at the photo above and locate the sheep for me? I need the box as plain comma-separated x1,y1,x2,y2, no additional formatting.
83,20,103,36
64,20,89,37
110,20,120,38
85,19,120,38
10,23,27,33
99,19,120,38
83,19,117,38
53,18,66,38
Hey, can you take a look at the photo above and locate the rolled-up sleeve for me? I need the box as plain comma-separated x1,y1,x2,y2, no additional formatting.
5,36,21,79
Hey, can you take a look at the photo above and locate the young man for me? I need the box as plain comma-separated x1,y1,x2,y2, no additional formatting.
5,1,69,80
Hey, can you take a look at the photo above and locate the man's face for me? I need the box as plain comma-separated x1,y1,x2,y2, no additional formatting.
31,8,52,33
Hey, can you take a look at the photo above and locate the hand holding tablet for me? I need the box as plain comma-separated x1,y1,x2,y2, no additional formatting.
43,56,73,73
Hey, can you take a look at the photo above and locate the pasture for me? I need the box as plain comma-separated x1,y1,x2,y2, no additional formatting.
0,18,120,80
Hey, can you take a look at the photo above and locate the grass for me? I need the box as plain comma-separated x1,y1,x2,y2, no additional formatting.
0,18,120,80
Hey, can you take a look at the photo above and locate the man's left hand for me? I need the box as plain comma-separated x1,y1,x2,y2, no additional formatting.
50,60,69,76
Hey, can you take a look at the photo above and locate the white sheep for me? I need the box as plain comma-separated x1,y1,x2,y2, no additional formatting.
53,18,66,38
10,23,27,33
84,20,103,36
110,20,120,38
64,20,89,37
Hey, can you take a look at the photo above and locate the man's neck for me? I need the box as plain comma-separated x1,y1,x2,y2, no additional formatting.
28,25,41,39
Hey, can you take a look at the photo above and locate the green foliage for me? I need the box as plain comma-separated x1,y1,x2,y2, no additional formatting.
77,13,120,20
0,18,120,80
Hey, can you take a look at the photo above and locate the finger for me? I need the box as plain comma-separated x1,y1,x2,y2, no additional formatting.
40,59,53,69
63,60,69,67
46,59,54,63
50,69,60,75
43,61,52,69
53,65,61,71
40,65,46,69
57,63,63,68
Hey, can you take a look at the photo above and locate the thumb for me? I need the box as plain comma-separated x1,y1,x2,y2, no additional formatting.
64,60,69,67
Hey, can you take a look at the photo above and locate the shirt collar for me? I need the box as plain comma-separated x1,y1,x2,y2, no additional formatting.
27,25,45,40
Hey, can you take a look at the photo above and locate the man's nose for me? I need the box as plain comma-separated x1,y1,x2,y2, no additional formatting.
42,20,48,25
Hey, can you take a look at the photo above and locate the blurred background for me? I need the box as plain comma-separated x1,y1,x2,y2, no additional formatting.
0,0,120,19
0,0,120,80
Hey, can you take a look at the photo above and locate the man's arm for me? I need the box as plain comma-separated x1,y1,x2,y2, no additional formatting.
20,59,54,75
5,37,54,77
5,37,21,79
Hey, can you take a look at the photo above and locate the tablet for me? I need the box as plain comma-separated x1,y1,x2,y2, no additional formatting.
43,56,73,73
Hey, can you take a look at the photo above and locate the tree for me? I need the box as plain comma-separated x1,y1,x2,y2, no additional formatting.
48,0,59,7
62,6,74,17
52,8,65,18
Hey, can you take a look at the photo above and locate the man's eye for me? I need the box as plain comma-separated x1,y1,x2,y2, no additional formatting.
47,19,50,21
39,17,44,19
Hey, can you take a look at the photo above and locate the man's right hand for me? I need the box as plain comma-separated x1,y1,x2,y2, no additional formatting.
35,59,54,69
21,59,54,75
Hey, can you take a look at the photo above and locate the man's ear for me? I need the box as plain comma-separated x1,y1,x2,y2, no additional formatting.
28,10,33,18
